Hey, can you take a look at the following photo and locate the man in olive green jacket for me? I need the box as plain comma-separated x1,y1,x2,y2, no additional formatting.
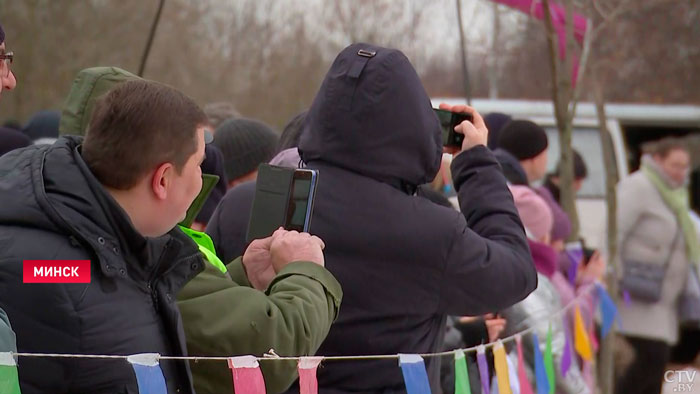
178,229,342,394
59,67,343,394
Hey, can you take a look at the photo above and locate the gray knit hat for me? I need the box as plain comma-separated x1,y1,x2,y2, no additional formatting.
213,117,279,181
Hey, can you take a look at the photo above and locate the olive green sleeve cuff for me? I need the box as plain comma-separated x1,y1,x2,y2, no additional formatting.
226,256,252,287
267,261,343,310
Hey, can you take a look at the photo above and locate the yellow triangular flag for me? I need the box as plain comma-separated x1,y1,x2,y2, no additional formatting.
493,341,512,394
574,305,593,361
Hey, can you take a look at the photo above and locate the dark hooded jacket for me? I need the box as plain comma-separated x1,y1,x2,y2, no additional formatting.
283,43,536,393
0,137,203,393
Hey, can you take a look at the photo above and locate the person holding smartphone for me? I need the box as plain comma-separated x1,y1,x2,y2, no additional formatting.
278,43,537,393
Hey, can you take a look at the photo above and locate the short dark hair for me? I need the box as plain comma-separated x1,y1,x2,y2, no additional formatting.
555,149,588,180
646,137,689,159
83,80,208,190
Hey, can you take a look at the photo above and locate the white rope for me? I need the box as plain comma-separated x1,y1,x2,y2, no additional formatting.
8,283,599,362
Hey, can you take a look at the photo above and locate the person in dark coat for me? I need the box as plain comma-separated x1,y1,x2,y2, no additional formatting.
0,126,31,156
0,80,213,393
280,43,536,392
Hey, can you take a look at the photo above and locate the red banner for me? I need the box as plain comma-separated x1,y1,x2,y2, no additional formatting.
23,260,91,283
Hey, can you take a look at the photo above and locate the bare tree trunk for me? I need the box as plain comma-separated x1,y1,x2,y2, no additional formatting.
138,0,166,77
541,0,579,240
488,2,500,99
594,78,620,394
455,0,472,105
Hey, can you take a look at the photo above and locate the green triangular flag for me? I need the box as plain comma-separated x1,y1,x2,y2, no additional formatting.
0,353,21,394
544,325,556,394
455,349,472,394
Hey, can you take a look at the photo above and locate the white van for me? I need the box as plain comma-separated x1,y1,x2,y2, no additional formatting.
432,98,700,249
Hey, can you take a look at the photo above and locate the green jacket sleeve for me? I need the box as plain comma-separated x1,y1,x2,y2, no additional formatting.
177,257,342,394
0,307,17,353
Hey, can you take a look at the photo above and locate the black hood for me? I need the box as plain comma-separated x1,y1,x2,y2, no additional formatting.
299,43,442,187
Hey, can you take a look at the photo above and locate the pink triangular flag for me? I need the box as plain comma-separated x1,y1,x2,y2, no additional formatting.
516,335,535,394
299,357,323,394
228,356,266,394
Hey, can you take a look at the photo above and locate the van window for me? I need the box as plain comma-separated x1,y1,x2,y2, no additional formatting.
543,127,606,198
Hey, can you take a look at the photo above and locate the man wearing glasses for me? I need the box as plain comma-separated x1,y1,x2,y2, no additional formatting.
0,23,16,100
0,21,18,356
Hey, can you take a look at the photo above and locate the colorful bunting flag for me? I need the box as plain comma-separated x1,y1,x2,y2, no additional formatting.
0,353,21,394
623,290,632,307
127,353,166,394
299,357,323,394
506,351,521,394
516,336,534,394
532,334,550,394
493,341,512,394
590,321,599,352
561,318,573,377
398,354,432,394
574,306,593,361
477,346,491,394
228,355,266,394
567,251,581,287
596,284,619,338
544,326,555,394
454,349,472,394
493,340,512,394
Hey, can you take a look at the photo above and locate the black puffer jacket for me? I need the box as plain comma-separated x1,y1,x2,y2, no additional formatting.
284,43,537,393
0,137,204,393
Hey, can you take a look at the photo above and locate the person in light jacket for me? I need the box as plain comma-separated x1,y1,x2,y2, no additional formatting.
616,137,699,394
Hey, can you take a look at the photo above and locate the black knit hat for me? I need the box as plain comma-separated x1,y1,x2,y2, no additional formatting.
498,120,549,160
0,127,32,156
213,117,279,181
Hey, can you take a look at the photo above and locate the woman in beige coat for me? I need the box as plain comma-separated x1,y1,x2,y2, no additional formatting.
616,138,699,394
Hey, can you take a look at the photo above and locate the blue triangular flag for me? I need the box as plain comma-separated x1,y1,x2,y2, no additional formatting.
596,283,619,338
399,354,432,394
128,353,167,394
532,334,550,394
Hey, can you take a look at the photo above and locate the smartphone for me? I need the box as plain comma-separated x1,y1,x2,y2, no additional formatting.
433,108,473,148
179,174,220,228
246,164,319,242
285,169,318,232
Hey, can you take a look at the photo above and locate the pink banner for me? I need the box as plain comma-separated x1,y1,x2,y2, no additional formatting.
228,356,266,394
491,0,586,42
491,0,586,84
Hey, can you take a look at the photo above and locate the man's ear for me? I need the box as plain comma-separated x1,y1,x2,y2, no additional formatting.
151,162,174,200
